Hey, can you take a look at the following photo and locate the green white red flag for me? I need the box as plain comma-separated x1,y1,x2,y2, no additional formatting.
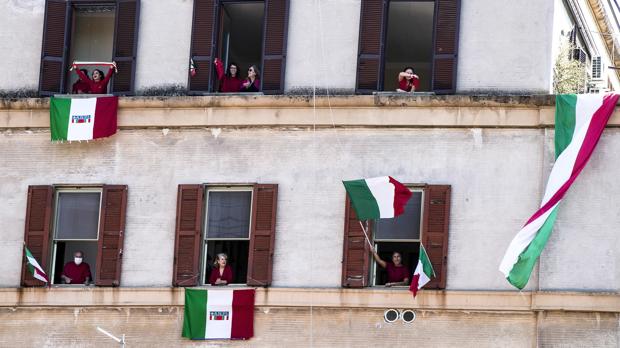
182,288,255,340
50,96,118,141
500,94,619,289
342,176,412,220
24,246,49,283
410,244,434,298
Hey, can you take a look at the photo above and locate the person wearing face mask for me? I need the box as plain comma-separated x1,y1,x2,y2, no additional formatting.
371,250,410,287
61,251,92,285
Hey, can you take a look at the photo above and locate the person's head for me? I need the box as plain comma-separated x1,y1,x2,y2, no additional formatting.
214,253,228,268
227,62,239,78
79,69,89,77
391,252,402,266
248,65,260,80
92,69,104,82
403,67,415,80
73,251,84,265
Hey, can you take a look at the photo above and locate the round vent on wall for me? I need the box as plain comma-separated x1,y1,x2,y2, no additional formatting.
384,309,400,323
401,309,416,323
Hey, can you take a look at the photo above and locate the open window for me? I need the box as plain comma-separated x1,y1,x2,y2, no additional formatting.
356,0,460,94
21,185,127,287
38,0,140,96
173,184,277,287
188,0,289,94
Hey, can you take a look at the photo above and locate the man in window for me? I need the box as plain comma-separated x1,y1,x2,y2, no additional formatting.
61,251,92,285
371,250,410,287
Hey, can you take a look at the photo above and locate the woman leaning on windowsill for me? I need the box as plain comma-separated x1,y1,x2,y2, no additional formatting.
371,249,410,287
209,253,234,286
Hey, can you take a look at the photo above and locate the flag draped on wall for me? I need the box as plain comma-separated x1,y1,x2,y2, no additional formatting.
342,176,412,220
500,94,619,289
24,246,49,283
50,96,118,141
182,288,255,340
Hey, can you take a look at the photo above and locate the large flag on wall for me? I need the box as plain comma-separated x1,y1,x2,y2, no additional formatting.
50,96,118,141
343,176,413,220
500,94,619,289
182,288,255,340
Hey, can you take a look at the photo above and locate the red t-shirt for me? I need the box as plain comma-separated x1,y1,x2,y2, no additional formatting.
398,76,420,92
62,262,92,284
215,60,243,92
209,265,234,285
76,67,114,94
386,262,409,283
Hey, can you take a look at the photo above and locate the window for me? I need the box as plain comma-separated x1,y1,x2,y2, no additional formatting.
38,0,139,96
173,184,278,287
341,185,450,289
21,185,127,287
355,0,460,94
188,0,289,94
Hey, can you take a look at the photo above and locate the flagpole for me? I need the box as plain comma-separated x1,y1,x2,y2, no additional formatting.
358,220,374,249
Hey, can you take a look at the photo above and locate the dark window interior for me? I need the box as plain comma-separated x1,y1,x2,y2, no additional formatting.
53,241,98,284
205,240,249,284
383,1,435,92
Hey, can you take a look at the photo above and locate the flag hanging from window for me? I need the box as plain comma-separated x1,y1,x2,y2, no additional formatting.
500,93,620,289
24,246,49,283
410,244,434,298
50,96,118,142
342,176,412,220
182,288,255,340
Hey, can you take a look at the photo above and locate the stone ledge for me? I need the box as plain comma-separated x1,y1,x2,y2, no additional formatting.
0,287,617,313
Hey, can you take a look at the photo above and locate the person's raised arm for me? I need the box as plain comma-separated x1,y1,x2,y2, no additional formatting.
371,249,387,268
102,66,115,85
398,71,409,81
74,65,89,82
214,58,225,80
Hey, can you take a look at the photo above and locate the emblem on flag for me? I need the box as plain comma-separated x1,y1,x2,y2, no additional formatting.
209,311,230,321
71,114,92,123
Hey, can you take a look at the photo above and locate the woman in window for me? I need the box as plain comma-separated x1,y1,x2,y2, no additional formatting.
72,69,91,94
241,65,260,92
72,62,116,94
372,250,410,287
214,58,242,92
396,66,420,93
209,253,234,286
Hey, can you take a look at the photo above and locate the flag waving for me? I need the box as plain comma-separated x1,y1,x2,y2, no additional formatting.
24,246,49,283
50,96,118,142
500,94,619,289
342,176,412,220
410,244,434,298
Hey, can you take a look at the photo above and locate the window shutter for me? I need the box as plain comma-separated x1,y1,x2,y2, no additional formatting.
111,0,140,94
422,185,451,289
95,185,127,286
172,185,204,286
188,0,218,93
341,196,371,288
21,186,53,286
247,184,278,286
355,0,388,94
431,0,460,94
261,0,289,94
39,0,71,96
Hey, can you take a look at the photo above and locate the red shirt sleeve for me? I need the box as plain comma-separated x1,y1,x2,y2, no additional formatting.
75,68,89,82
215,59,225,80
102,67,114,85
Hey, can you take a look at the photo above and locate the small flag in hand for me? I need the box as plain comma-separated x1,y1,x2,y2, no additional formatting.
410,244,434,298
25,246,49,283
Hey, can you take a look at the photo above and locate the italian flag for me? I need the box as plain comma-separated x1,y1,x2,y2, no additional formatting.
50,96,118,141
500,94,619,289
25,246,49,283
342,176,413,220
182,288,255,340
410,244,434,298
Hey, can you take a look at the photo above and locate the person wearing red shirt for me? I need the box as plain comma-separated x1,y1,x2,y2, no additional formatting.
61,251,92,285
372,250,410,287
73,62,116,94
214,58,242,92
209,253,234,286
72,69,91,94
396,66,420,92
240,65,261,92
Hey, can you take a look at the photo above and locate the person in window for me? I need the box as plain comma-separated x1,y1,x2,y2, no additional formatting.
371,250,410,287
72,62,116,94
209,253,234,286
396,66,420,93
214,58,242,92
241,65,260,92
61,251,92,285
72,69,91,94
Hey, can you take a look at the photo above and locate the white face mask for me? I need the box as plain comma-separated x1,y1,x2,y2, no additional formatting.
74,257,83,265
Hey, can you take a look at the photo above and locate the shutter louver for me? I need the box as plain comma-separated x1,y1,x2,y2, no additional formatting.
355,0,387,93
188,0,217,93
111,0,140,94
261,0,289,94
95,185,127,286
173,185,204,286
432,0,460,94
22,186,53,286
247,184,278,286
422,185,451,289
341,196,371,288
39,0,71,96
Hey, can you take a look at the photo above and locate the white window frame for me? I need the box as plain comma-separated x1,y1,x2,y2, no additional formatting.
201,185,254,285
